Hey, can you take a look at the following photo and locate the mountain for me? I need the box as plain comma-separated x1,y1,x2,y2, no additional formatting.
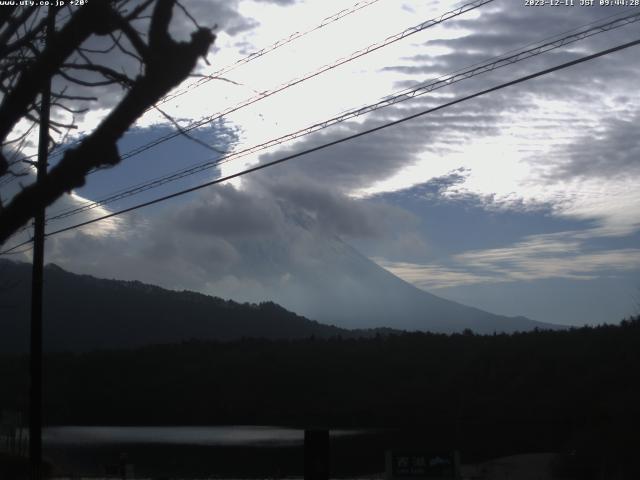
0,248,557,354
253,232,557,333
196,212,560,334
0,260,355,353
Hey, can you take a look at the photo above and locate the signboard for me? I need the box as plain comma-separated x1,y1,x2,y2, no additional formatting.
386,451,459,480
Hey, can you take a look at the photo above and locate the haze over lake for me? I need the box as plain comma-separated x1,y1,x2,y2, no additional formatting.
43,426,365,447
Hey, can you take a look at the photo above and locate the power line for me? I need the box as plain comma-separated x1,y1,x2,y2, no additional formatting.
52,0,385,159
45,10,640,223
39,0,500,219
392,9,640,98
0,243,34,255
52,0,495,170
1,0,387,180
2,0,497,241
155,0,386,108
2,36,637,256
419,6,639,81
118,0,495,157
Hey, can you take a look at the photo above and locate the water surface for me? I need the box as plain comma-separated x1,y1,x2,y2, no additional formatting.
44,425,364,447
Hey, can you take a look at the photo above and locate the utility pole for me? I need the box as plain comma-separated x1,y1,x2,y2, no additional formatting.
30,7,54,480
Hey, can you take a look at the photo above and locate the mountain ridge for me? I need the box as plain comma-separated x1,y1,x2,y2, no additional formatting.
247,230,560,333
0,258,560,353
0,259,356,353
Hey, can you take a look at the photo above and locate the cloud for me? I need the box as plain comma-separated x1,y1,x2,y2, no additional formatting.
388,4,640,98
218,0,638,238
171,182,284,237
172,1,258,38
546,110,640,180
356,1,640,230
251,90,518,194
459,246,640,282
456,231,584,266
455,228,640,279
37,171,424,295
48,0,640,229
257,174,420,238
380,229,640,289
0,166,123,254
375,260,497,289
24,0,259,132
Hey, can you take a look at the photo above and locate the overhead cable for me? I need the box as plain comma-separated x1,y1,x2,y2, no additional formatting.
2,35,637,257
41,0,492,171
156,0,386,108
2,0,387,178
46,10,640,222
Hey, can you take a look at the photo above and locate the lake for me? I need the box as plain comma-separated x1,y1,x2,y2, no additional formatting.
41,425,386,478
44,425,363,447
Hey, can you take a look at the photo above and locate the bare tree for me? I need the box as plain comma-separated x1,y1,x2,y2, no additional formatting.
0,0,215,245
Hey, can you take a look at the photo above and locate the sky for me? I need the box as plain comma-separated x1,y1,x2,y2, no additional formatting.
2,0,640,327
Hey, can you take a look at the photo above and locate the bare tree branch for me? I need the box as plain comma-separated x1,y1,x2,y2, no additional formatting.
0,0,215,243
0,7,39,56
109,29,145,63
0,0,116,175
176,1,201,30
57,69,121,88
0,13,48,58
125,0,156,22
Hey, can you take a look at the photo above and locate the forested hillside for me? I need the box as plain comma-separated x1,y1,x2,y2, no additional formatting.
0,260,352,352
1,318,638,474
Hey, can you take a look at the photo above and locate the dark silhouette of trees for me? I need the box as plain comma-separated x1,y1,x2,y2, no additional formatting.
0,260,357,352
0,0,215,245
2,317,639,476
2,316,638,429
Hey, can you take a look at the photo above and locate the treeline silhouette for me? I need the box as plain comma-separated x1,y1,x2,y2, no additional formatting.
1,317,639,475
0,260,558,350
0,260,370,353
